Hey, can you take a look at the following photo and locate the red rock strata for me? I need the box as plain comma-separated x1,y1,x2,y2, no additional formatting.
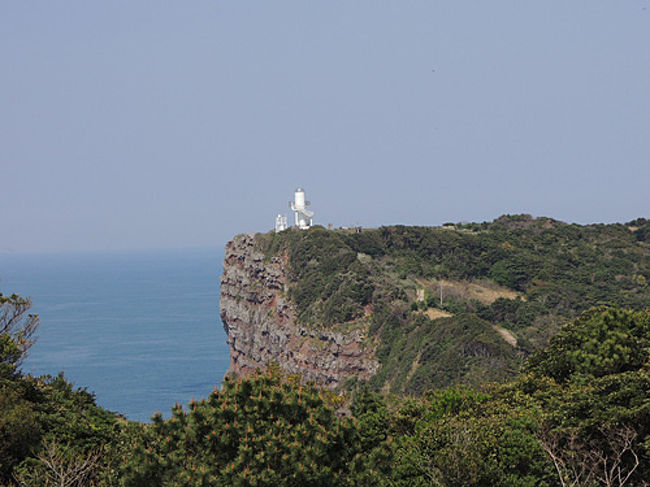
219,233,379,389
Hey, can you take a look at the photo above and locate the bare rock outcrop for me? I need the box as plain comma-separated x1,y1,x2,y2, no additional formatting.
219,233,379,389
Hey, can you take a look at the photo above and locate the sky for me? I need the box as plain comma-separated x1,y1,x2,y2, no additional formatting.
2,1,649,253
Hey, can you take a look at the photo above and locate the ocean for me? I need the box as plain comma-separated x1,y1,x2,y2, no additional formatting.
0,248,230,423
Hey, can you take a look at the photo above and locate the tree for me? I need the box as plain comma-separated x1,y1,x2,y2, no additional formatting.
0,388,41,481
1,293,42,481
390,387,554,487
13,440,103,487
525,307,650,486
121,368,375,487
526,307,650,382
538,425,642,487
1,293,40,368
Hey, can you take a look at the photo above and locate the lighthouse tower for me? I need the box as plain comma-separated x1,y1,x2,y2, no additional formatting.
290,188,314,230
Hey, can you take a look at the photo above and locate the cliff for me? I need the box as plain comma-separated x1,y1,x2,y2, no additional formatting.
219,233,380,389
219,217,650,394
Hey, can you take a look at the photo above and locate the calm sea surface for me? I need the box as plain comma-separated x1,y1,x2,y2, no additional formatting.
0,248,230,422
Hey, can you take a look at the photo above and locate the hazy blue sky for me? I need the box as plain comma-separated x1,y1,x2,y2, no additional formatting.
2,2,649,253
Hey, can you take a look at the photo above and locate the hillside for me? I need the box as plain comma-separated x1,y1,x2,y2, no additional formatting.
221,215,650,395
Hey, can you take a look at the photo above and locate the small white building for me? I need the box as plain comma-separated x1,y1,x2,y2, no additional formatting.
275,214,288,233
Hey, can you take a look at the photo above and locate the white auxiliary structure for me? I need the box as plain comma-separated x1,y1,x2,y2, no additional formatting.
275,214,288,233
290,187,314,230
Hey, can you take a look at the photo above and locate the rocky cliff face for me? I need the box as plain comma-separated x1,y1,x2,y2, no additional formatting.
219,233,380,389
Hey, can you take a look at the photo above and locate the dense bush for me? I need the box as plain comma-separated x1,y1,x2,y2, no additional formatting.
120,368,384,487
258,228,378,326
526,307,650,381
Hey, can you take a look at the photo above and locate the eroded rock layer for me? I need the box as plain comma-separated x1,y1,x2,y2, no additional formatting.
219,234,379,389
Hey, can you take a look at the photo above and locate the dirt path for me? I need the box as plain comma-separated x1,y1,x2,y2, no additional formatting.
423,308,452,320
492,324,518,347
404,351,422,385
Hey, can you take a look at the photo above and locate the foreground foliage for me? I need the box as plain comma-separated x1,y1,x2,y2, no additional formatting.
114,306,649,487
120,368,388,487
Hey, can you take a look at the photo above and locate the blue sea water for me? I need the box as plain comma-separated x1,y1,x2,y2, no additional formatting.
0,248,230,423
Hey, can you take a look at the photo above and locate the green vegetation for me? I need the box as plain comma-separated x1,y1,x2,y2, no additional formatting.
258,227,381,326
370,311,520,393
389,306,650,486
2,216,649,485
2,289,649,485
526,306,650,381
256,216,650,394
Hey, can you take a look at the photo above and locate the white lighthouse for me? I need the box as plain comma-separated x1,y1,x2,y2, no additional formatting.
290,187,314,230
